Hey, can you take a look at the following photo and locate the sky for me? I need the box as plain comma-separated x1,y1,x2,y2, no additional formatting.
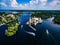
0,0,60,10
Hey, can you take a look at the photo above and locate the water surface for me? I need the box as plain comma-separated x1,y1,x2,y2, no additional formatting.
0,12,60,45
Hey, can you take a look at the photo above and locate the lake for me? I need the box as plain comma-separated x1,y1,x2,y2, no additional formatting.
0,12,60,45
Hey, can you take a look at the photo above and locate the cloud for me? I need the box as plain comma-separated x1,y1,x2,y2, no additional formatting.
16,0,60,10
0,0,60,10
10,0,18,7
49,0,58,6
40,0,47,6
0,2,7,7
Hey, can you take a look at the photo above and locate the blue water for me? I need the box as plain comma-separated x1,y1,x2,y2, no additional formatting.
0,12,60,45
18,12,31,25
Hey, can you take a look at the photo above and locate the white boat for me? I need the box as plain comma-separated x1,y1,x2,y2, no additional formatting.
46,29,49,34
25,31,36,36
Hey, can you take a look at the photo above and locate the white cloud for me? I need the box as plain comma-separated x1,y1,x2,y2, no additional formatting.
0,2,7,7
10,0,18,7
47,0,60,10
40,0,47,6
0,0,60,10
49,0,58,6
30,0,39,4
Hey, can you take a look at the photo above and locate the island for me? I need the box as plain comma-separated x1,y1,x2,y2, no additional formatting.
31,11,60,24
5,21,20,37
26,17,43,25
53,16,60,24
0,12,21,37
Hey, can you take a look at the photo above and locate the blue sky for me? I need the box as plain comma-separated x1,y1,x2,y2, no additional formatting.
17,0,30,4
0,0,60,10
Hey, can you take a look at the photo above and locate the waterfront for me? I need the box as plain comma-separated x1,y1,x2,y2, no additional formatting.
0,11,60,45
